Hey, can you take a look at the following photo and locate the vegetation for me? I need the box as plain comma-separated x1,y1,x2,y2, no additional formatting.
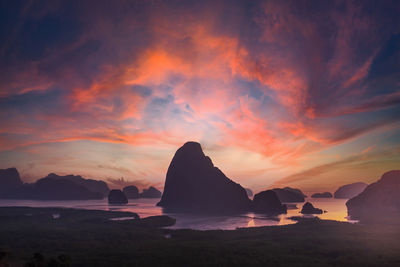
0,207,399,266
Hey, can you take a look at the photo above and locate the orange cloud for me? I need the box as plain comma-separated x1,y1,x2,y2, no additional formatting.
1,0,399,190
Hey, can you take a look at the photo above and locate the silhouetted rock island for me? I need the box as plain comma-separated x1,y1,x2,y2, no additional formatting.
123,185,140,199
27,177,103,200
311,192,332,198
140,186,162,198
346,170,400,221
157,142,252,213
334,182,367,199
252,190,287,215
301,202,323,214
45,173,109,197
272,187,306,202
0,169,108,200
108,189,128,204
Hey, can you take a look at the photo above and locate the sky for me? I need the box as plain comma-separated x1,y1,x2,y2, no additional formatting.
0,0,399,194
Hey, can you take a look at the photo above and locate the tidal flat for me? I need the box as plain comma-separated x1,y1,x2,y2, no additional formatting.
0,207,399,267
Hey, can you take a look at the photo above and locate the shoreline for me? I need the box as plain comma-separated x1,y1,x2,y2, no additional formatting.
0,197,352,230
1,206,399,266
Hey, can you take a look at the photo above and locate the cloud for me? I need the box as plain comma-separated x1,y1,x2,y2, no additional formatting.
0,0,399,189
273,144,400,189
332,91,400,116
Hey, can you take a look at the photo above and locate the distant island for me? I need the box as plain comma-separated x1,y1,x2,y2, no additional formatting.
0,169,105,200
0,168,161,202
140,186,162,198
334,182,368,199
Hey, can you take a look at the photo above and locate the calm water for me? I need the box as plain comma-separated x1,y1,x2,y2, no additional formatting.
0,197,355,230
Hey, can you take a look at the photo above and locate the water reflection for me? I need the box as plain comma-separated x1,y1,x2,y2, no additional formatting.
0,197,353,230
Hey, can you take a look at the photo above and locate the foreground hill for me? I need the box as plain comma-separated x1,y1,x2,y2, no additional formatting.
0,207,399,266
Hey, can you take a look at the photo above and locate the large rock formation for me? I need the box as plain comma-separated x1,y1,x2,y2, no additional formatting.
28,177,103,200
44,173,109,197
108,189,128,205
0,168,23,196
140,186,161,198
272,187,306,202
334,182,367,199
157,142,252,213
346,170,400,221
311,192,333,198
123,185,139,199
252,190,287,215
301,202,323,214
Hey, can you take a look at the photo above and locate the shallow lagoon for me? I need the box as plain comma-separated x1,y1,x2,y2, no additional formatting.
0,197,355,230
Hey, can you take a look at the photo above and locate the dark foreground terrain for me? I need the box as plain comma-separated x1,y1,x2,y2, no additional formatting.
0,207,399,267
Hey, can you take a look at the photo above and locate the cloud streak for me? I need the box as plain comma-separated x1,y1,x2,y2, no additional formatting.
0,0,399,190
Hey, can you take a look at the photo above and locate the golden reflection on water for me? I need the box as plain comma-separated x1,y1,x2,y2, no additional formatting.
280,198,352,223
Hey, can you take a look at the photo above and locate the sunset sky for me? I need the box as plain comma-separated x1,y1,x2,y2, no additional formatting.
0,0,399,194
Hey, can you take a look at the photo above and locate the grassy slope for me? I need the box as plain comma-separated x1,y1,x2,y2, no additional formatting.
0,207,399,267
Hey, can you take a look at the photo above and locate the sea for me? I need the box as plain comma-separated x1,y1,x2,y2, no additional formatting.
0,197,356,230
